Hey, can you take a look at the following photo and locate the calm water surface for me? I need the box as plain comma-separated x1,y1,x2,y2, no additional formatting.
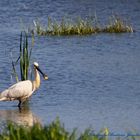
0,0,140,132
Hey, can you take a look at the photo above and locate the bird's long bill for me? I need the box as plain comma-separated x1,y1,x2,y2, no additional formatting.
36,66,48,80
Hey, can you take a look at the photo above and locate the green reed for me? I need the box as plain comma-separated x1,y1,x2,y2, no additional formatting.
31,15,133,36
20,32,29,80
0,119,138,140
12,32,33,82
11,61,19,82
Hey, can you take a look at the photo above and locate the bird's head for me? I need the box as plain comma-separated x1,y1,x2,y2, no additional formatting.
33,62,48,80
33,62,39,67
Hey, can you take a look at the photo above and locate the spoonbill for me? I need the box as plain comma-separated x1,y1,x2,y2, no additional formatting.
0,62,48,108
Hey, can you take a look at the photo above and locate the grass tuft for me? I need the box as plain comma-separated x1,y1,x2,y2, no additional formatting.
103,15,133,33
31,17,100,36
30,15,133,36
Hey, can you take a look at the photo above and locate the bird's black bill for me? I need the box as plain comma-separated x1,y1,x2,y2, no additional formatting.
36,66,48,80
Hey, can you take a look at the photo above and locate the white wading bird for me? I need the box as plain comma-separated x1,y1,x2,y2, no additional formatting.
0,62,48,108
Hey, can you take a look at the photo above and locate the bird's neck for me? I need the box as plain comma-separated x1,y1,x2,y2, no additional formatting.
33,68,40,90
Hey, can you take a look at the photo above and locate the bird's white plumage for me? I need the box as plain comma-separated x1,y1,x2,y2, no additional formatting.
0,80,34,101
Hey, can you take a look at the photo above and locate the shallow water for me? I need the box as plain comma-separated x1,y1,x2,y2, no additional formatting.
0,0,140,133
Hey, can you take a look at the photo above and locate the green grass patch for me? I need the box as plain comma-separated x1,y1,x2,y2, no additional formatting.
30,15,133,36
0,119,139,140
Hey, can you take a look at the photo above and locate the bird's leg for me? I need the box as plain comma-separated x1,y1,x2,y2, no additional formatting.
18,98,27,109
18,100,22,109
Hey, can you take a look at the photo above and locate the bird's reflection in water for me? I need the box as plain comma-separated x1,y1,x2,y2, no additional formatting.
0,106,41,127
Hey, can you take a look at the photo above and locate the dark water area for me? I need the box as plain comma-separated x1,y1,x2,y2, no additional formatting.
0,0,140,133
